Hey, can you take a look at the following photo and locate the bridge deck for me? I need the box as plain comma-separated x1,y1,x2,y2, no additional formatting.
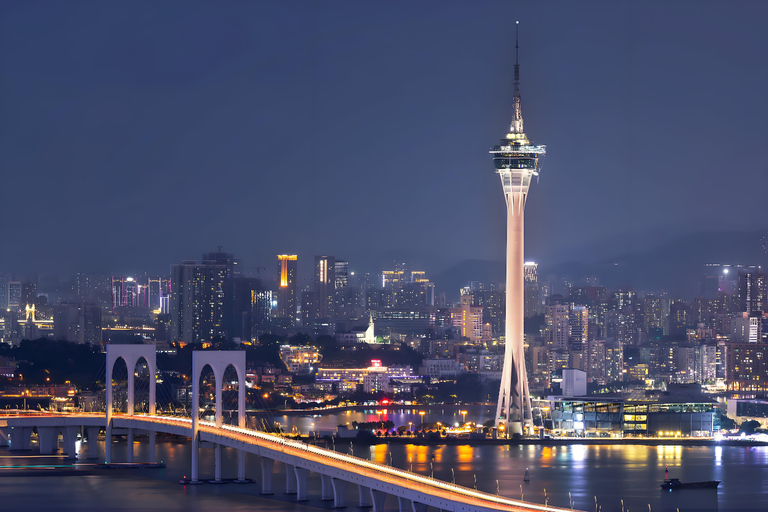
2,413,578,512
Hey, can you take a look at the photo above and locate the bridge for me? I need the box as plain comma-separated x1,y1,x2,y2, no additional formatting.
0,346,579,512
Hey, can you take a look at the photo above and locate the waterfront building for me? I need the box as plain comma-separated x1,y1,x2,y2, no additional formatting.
550,384,719,437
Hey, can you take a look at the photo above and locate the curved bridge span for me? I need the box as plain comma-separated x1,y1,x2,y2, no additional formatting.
1,412,578,512
0,346,581,512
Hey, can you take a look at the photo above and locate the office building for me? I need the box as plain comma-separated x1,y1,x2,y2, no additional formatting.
170,259,226,344
276,255,298,326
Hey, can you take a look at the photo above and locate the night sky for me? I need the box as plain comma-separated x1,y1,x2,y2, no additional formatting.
2,1,767,281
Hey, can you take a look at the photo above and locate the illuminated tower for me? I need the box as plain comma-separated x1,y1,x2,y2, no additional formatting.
491,22,546,436
276,255,298,325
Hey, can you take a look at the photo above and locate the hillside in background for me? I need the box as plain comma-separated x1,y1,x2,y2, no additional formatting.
432,229,768,300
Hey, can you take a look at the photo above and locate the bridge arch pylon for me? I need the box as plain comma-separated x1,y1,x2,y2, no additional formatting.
190,350,246,483
105,344,157,464
106,344,157,417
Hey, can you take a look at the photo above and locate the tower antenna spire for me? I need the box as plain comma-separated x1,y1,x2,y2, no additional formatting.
510,21,523,134
514,21,520,85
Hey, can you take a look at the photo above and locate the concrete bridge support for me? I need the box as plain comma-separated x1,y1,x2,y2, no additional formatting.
0,427,9,447
331,478,347,508
9,427,31,450
294,466,310,501
38,427,58,454
370,489,387,512
86,427,100,459
358,485,372,507
63,426,78,458
397,497,411,512
126,428,134,463
236,450,246,482
284,463,297,494
259,457,274,495
411,502,428,512
213,444,222,482
148,431,156,462
320,474,334,501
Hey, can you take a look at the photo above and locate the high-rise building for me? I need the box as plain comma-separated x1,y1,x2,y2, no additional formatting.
315,256,335,321
450,293,484,343
276,255,298,325
53,302,102,344
569,305,589,350
334,260,349,289
202,249,238,278
223,277,262,341
491,23,546,435
738,269,766,314
544,304,570,350
170,260,226,344
0,274,8,313
523,262,539,318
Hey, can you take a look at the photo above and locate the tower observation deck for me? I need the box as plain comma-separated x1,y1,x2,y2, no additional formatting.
490,22,546,436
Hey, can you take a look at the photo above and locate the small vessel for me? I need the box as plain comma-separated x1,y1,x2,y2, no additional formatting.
660,478,720,490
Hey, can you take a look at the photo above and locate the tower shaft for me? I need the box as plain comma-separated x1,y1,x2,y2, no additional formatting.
489,22,545,436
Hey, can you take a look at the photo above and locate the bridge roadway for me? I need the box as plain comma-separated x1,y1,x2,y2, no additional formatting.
1,412,580,512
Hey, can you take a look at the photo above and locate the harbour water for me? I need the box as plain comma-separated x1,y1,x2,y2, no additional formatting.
2,409,767,512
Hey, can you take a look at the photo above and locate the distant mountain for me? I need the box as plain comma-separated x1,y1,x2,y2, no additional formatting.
431,259,505,299
433,230,768,300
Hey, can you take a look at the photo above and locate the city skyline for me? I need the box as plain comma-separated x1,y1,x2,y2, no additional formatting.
1,2,767,280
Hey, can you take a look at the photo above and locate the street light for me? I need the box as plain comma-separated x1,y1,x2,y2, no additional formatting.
460,410,468,425
419,411,425,430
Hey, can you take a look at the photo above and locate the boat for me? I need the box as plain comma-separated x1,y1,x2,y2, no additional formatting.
660,478,720,490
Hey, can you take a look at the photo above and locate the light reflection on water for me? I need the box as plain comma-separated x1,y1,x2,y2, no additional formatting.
3,432,768,512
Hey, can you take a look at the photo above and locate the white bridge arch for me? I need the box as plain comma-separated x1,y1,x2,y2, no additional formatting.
105,344,157,463
191,350,246,483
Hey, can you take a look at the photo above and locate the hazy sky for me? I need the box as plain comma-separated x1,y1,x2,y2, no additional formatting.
1,1,767,281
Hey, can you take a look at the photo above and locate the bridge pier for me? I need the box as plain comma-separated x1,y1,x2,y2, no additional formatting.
331,478,347,508
37,427,58,454
86,427,100,459
0,427,9,447
320,474,334,501
148,431,156,462
358,485,372,508
105,423,113,463
294,466,310,501
370,489,386,512
284,463,297,494
63,426,78,458
235,450,246,482
190,431,200,482
213,443,222,482
259,457,274,495
126,428,134,463
9,427,32,450
411,502,428,512
397,497,411,512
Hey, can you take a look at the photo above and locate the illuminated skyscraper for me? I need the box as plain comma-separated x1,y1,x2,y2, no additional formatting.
315,255,335,320
276,255,298,325
524,262,539,317
491,23,546,436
